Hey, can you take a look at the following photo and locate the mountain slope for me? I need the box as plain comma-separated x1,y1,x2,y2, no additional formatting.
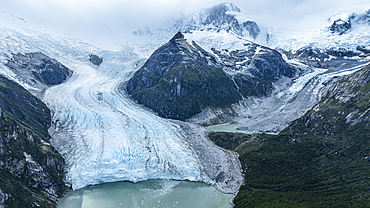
272,9,370,69
126,32,243,120
212,43,296,97
126,31,297,121
0,75,69,208
4,52,72,97
209,63,370,207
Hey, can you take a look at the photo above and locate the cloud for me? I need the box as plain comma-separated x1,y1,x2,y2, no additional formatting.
1,0,370,49
2,0,370,30
232,0,370,30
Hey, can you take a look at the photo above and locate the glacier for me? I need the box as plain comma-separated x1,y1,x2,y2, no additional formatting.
46,57,208,190
0,8,243,193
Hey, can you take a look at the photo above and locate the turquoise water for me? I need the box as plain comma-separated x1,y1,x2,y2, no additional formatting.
58,180,234,208
206,124,252,134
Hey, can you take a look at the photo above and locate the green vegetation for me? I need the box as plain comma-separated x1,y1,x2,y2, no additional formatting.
208,64,370,207
0,75,68,207
0,75,51,139
0,117,66,207
126,34,243,120
131,65,242,120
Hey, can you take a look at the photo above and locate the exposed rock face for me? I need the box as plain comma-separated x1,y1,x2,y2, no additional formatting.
356,45,370,54
212,43,296,97
172,3,260,39
126,32,243,120
0,75,69,208
5,52,72,96
89,54,103,66
283,45,364,69
294,45,330,68
329,18,351,35
242,21,260,40
327,9,370,35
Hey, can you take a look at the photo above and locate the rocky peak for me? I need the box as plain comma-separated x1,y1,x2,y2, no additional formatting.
211,43,296,97
125,32,242,120
89,54,103,66
329,18,351,35
169,31,185,42
200,2,241,25
328,9,370,35
147,32,219,72
171,3,260,39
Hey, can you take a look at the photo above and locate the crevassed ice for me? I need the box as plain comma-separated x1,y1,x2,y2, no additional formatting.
45,58,210,189
0,14,210,190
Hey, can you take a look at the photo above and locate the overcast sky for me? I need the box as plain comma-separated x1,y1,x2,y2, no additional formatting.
1,0,370,48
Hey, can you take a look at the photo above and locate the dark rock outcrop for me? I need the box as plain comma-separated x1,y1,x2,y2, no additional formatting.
5,52,72,97
356,45,370,54
126,32,243,120
242,21,260,40
283,45,331,68
0,75,69,208
283,45,363,69
283,9,370,69
89,54,103,66
328,10,370,35
329,18,351,35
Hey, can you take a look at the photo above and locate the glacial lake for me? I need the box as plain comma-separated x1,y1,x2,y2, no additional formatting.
206,123,252,134
58,180,234,208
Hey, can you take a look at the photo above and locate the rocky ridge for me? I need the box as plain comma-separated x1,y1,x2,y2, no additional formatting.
126,32,243,120
126,32,297,121
5,52,72,97
0,75,69,208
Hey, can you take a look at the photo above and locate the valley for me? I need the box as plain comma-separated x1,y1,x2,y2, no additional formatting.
0,2,369,208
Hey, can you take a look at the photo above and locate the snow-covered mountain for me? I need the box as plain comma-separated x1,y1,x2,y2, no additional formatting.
128,3,268,57
170,3,260,40
0,6,243,203
270,9,370,55
1,2,370,207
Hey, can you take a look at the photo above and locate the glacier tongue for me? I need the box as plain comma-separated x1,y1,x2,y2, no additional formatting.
45,58,209,190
